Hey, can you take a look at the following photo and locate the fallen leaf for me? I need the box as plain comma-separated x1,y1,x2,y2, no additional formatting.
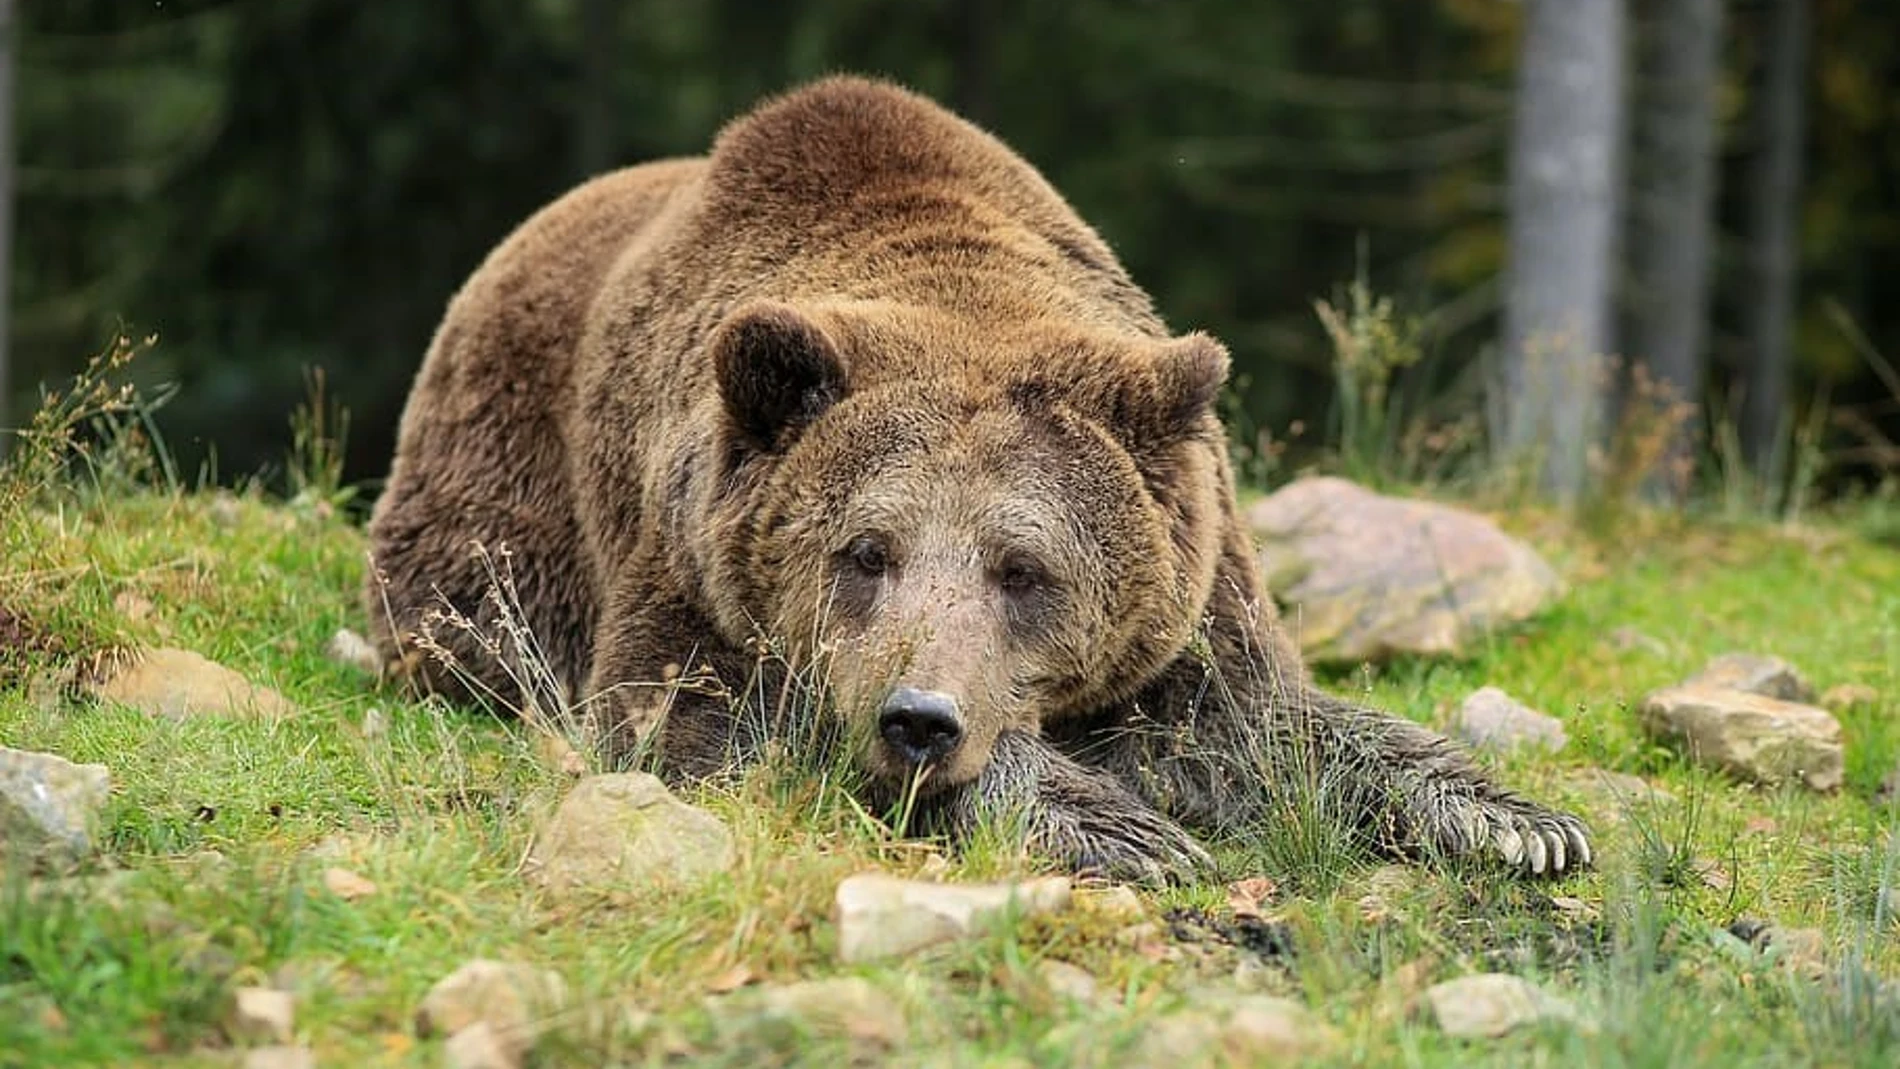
1227,876,1279,918
1692,857,1732,891
706,965,756,994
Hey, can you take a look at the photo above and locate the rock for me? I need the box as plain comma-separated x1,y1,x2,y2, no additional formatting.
1752,924,1827,981
322,866,378,901
0,746,111,864
1247,477,1562,663
1128,994,1335,1065
444,1022,517,1069
230,987,295,1045
1453,687,1568,753
1075,883,1145,920
92,648,295,719
722,976,908,1048
1686,653,1814,703
1821,683,1881,712
1423,973,1577,1038
525,773,733,892
1039,960,1099,1003
416,959,568,1057
324,628,384,676
243,1047,315,1069
833,872,1072,963
1639,685,1843,791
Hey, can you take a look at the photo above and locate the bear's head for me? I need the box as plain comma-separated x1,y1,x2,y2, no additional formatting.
709,299,1230,796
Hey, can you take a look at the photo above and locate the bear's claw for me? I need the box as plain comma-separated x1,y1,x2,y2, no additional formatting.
1457,798,1593,876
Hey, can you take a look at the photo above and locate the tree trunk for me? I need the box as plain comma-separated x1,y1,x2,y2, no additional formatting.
1497,0,1627,500
1740,0,1809,468
1624,0,1725,497
0,0,14,449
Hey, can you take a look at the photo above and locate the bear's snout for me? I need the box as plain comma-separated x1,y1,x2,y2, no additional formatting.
877,685,965,766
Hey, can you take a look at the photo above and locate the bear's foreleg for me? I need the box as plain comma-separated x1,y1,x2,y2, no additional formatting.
932,729,1213,885
1087,550,1592,877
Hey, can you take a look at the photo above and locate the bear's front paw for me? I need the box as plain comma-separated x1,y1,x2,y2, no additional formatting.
1040,802,1214,886
963,731,1214,885
1442,795,1593,876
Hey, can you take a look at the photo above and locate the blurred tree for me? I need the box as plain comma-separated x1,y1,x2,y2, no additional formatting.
1739,0,1808,468
1498,0,1627,498
1623,0,1724,495
6,0,1896,498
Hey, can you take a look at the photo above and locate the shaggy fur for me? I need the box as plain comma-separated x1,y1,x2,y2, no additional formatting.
366,76,1591,882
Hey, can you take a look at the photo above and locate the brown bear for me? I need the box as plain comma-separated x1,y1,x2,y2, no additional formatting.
365,75,1591,883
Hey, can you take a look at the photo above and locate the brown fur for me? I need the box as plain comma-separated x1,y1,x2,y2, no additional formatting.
366,76,1591,882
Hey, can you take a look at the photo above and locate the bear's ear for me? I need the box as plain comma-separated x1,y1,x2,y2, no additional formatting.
1101,332,1230,446
713,301,848,451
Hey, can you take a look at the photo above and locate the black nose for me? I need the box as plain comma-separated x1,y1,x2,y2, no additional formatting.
877,686,964,765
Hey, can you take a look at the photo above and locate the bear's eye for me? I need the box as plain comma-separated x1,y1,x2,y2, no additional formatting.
997,557,1049,596
844,535,891,578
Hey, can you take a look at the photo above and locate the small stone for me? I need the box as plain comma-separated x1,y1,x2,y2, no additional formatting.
1453,687,1568,753
1820,683,1881,712
244,1046,315,1069
833,872,1072,963
1039,960,1099,1003
1687,653,1815,703
1075,883,1144,920
324,628,384,676
231,987,295,1045
416,960,568,1053
1221,995,1337,1058
92,648,295,719
1639,684,1843,791
1423,973,1577,1037
738,976,907,1048
322,866,378,901
526,773,734,893
1762,926,1827,980
0,746,111,865
1127,995,1335,1066
444,1022,516,1069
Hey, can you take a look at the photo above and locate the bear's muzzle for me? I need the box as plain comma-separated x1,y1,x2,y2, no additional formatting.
877,685,965,766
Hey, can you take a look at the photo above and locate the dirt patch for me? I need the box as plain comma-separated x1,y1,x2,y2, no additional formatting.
1164,907,1298,961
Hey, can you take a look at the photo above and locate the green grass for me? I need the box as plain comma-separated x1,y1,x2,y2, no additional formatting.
4,477,1899,1065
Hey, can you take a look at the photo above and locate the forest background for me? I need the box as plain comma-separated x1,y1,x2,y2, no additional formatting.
3,0,1894,509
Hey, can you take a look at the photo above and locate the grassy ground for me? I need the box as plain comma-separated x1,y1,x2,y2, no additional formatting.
3,472,1899,1066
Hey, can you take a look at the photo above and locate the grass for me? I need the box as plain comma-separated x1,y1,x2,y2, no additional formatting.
4,411,1900,1065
